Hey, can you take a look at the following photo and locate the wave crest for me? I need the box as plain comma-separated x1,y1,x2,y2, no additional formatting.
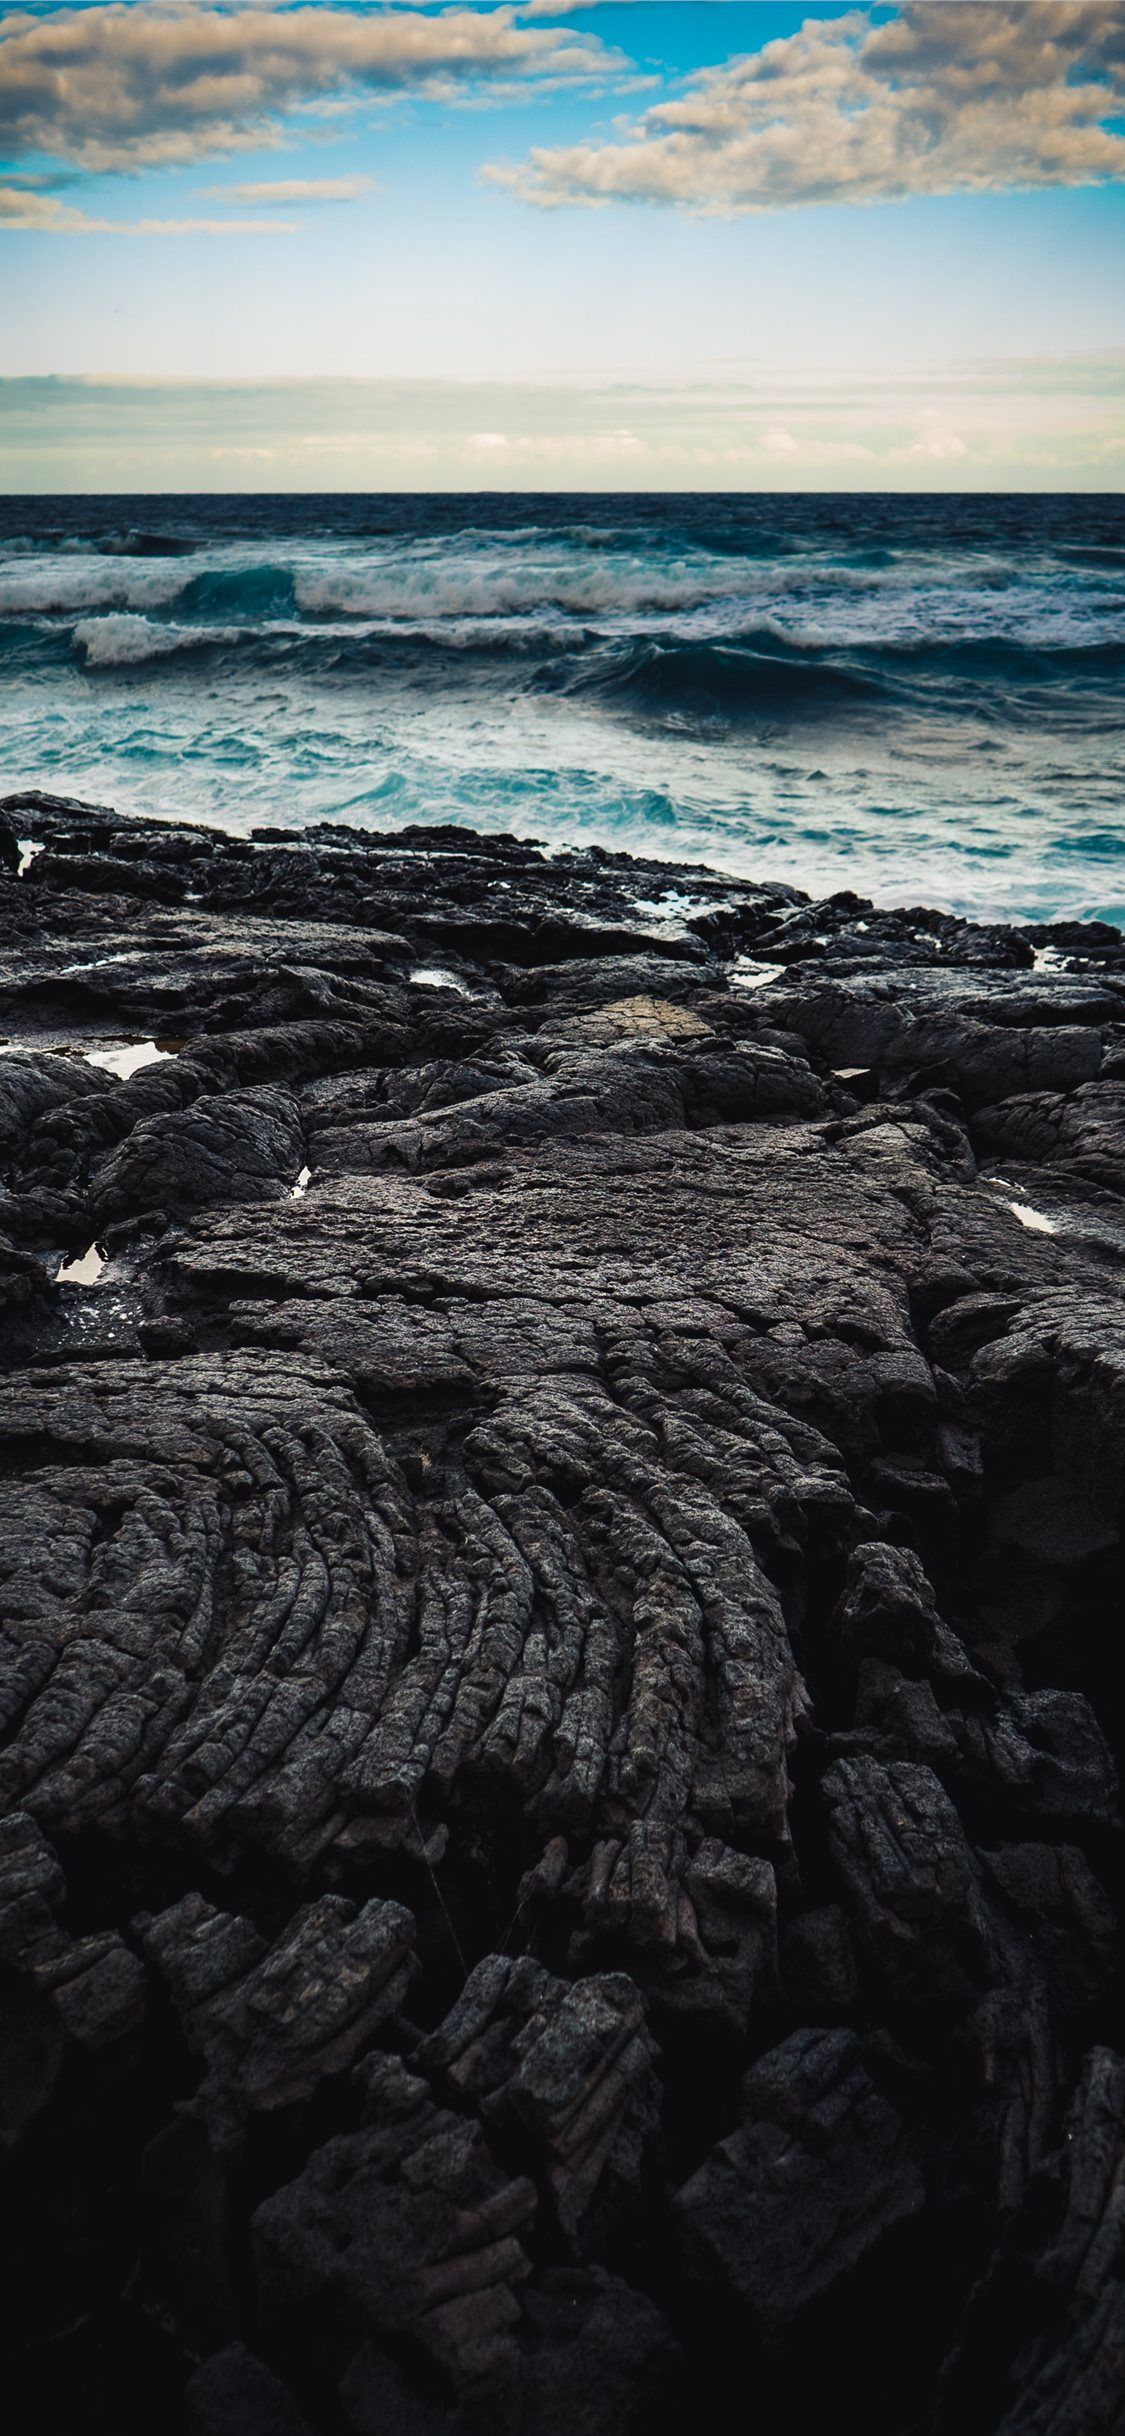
0,563,190,618
293,562,752,623
72,615,237,667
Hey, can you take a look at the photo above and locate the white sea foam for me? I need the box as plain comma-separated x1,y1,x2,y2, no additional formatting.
72,615,237,667
4,538,1120,655
0,561,189,617
294,562,757,624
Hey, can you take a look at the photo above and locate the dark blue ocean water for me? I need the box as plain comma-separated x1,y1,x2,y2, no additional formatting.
2,491,1123,923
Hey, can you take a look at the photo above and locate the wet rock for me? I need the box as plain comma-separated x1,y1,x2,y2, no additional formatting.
974,1081,1125,1201
0,1049,109,1154
0,1227,49,1316
0,808,20,876
92,1083,304,1219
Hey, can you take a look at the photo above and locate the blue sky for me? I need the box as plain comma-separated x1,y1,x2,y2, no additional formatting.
1,1,1123,488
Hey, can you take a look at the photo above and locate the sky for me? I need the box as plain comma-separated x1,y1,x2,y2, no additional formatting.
1,0,1123,489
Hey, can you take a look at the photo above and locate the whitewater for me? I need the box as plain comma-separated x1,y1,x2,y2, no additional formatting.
2,491,1123,923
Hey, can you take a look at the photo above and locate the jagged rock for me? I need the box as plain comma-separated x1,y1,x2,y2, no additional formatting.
92,1083,305,1219
965,1979,1060,2213
184,2344,317,2436
565,1833,779,2034
780,1905,860,2018
833,1538,986,1698
416,1953,659,2251
139,1889,417,2120
0,1810,145,2143
254,2054,539,2420
822,1756,996,2010
0,808,20,876
0,1227,48,1316
974,1082,1125,1202
939,2047,1125,2433
672,2027,923,2333
513,2268,681,2436
1,800,1123,2431
979,1845,1118,2013
0,1048,109,1153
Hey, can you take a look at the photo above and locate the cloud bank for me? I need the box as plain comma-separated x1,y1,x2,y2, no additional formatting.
487,3,1125,212
3,362,1120,492
0,2,617,173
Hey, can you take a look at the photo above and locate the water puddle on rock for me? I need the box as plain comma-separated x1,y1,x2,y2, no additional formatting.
1007,1199,1060,1236
58,953,139,978
634,889,713,926
82,1039,180,1080
0,1034,185,1073
409,966,474,996
982,1174,1061,1235
731,957,785,992
56,1243,107,1286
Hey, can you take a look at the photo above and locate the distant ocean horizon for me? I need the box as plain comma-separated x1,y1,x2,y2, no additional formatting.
2,489,1123,927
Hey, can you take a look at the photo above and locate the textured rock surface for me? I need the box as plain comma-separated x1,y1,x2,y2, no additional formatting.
2,791,1124,2432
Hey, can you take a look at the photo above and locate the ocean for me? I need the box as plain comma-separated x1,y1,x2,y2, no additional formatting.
1,490,1123,925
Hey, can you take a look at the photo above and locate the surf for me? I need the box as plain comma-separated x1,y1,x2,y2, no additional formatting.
1,489,1123,928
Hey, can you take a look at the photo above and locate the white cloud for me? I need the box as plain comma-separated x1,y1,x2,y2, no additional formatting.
0,181,297,233
464,426,644,458
0,3,620,173
762,426,874,462
902,414,969,460
203,174,374,202
0,182,96,232
128,212,299,232
487,2,1125,212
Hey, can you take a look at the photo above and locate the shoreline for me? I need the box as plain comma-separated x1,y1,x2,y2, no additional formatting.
2,789,1124,2432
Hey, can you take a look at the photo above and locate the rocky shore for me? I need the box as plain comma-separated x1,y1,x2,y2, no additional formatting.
1,790,1123,2435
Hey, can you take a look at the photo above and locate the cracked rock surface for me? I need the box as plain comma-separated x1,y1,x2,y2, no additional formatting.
1,791,1124,2433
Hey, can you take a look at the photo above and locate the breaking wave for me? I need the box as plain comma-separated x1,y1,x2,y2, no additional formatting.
2,488,1124,924
71,614,240,667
